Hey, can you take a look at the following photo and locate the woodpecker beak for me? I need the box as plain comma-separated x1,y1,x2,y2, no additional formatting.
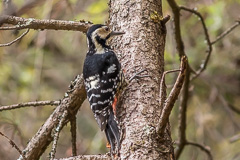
110,31,125,37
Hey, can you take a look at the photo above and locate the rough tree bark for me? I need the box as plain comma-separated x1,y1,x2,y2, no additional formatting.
109,0,174,159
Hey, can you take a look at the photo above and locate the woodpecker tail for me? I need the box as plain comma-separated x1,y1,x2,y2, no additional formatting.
104,110,120,153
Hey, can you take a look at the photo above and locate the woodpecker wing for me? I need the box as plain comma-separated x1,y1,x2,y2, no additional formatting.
83,51,121,131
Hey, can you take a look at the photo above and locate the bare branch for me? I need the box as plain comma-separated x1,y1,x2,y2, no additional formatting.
211,20,240,45
50,110,68,160
159,69,181,111
0,131,26,160
179,6,212,80
0,29,29,47
56,154,110,160
166,0,185,57
158,56,188,135
0,15,92,33
0,100,60,112
175,66,190,159
177,7,240,80
70,115,77,156
17,75,87,160
186,141,213,160
179,6,211,48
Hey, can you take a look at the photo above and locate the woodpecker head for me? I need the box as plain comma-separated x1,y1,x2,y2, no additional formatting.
86,24,125,54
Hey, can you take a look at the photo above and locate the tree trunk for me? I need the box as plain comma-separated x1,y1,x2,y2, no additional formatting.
109,0,174,159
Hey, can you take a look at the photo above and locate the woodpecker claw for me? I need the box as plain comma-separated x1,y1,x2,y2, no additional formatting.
106,142,111,148
112,97,118,115
129,69,150,82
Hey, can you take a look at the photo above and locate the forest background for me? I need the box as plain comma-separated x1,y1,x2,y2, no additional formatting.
0,0,239,159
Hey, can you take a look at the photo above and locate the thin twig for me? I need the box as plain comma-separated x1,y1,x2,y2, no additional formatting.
186,141,213,160
167,0,185,57
179,6,212,80
159,69,181,112
0,100,60,112
158,56,187,135
70,115,77,156
128,69,148,82
49,110,68,160
0,29,29,47
211,21,240,45
0,131,26,160
179,6,211,48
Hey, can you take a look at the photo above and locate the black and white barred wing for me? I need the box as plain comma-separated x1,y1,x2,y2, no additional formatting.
84,67,120,131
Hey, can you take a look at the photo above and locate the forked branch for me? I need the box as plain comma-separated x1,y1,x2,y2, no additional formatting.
0,131,26,160
157,56,188,135
17,75,87,160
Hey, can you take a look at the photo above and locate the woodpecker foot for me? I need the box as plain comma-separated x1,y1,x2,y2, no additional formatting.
112,97,118,115
106,143,119,158
129,69,149,82
106,142,111,148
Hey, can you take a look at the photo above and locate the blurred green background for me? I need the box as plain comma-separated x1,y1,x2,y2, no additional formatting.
0,0,239,159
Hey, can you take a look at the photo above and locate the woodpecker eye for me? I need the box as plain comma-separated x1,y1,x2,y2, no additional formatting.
105,27,109,32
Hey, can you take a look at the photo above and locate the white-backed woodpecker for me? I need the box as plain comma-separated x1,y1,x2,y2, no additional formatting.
83,24,125,153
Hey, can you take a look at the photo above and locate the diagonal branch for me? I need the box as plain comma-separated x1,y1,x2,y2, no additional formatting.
0,131,26,160
0,100,60,112
211,20,240,45
0,15,92,33
17,75,87,160
186,141,213,160
157,56,188,135
70,115,77,156
175,64,190,159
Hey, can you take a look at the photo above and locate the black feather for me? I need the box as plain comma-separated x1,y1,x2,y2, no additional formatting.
105,109,120,152
83,24,121,152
